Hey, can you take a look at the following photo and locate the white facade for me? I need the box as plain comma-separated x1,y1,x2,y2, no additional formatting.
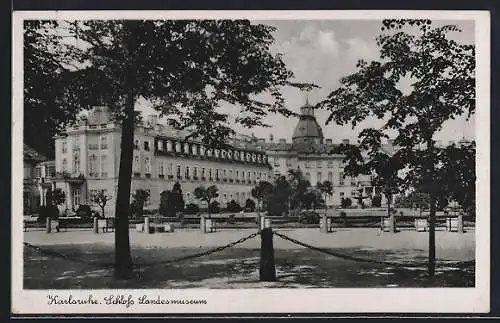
52,107,271,217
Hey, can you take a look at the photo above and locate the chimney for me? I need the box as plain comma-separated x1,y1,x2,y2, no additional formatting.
325,139,332,144
279,138,286,144
342,139,350,145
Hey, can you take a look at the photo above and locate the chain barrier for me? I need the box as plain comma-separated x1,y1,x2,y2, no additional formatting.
272,231,470,269
135,231,259,269
23,231,260,270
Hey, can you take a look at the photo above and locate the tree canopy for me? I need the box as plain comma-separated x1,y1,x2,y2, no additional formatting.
318,19,475,278
24,21,82,158
24,19,312,277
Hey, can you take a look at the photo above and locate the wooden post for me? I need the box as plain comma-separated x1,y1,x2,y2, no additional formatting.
93,217,99,234
259,217,277,282
144,217,150,234
45,217,51,234
200,215,206,233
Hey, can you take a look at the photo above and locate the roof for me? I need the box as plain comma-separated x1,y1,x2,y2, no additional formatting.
24,144,46,162
291,101,324,143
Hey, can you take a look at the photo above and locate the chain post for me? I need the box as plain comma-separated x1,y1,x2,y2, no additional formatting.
259,217,277,282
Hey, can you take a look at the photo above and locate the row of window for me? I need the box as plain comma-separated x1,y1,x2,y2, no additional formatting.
61,136,109,153
34,165,56,179
154,138,267,164
60,154,109,178
133,157,268,182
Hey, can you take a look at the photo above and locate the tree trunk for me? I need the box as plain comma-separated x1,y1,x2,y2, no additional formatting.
101,206,105,218
428,194,437,280
114,94,135,279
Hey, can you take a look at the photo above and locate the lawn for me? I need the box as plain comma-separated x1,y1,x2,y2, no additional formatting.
24,243,474,289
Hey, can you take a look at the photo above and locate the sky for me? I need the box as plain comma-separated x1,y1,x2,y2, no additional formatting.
136,19,476,145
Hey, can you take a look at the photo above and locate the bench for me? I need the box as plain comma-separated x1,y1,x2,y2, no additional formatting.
414,218,428,232
381,217,391,232
98,218,115,233
136,222,174,233
51,219,61,232
445,217,460,232
205,219,216,232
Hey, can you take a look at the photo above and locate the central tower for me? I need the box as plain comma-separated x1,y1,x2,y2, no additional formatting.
292,98,324,146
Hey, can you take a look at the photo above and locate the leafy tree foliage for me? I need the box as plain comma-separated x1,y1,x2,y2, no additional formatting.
341,197,352,208
319,19,475,278
130,189,150,217
316,181,334,213
226,200,243,213
244,198,256,212
371,194,382,207
251,181,274,216
90,189,112,218
287,169,311,214
35,20,307,277
24,21,83,158
194,185,219,218
46,188,66,206
184,203,200,215
159,183,184,217
208,201,221,214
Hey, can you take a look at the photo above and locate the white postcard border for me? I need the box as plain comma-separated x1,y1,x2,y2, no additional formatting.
12,10,491,314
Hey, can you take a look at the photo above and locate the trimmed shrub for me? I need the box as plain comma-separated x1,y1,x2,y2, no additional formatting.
244,198,256,212
209,201,220,214
226,200,242,213
371,194,382,207
341,197,352,208
37,205,59,222
184,203,200,215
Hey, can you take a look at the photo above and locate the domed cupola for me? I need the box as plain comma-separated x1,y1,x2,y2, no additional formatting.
292,98,324,145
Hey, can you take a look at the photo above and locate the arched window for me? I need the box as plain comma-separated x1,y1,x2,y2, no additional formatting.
317,172,322,183
328,172,333,182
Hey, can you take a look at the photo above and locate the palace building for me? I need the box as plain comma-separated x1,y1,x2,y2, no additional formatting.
50,106,272,216
252,99,394,208
38,99,407,217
